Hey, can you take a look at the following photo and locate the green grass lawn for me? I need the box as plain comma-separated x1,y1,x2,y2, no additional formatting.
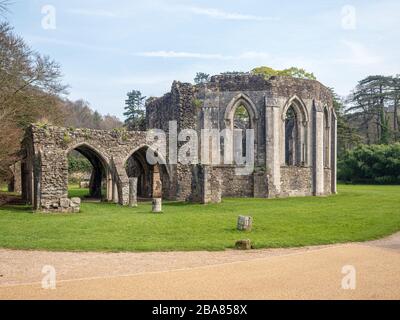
0,184,399,252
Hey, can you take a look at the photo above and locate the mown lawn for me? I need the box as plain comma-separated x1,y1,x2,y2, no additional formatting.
0,185,399,252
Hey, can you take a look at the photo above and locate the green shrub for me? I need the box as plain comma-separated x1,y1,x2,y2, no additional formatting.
338,143,400,184
68,156,92,173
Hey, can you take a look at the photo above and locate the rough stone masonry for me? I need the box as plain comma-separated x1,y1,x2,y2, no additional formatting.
20,74,336,212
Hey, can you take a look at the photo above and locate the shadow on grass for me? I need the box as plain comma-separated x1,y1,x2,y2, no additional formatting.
0,204,33,213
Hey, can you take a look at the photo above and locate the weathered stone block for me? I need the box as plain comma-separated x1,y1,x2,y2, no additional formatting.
235,239,252,250
237,215,253,231
60,198,71,208
71,197,81,205
152,198,162,213
79,181,89,188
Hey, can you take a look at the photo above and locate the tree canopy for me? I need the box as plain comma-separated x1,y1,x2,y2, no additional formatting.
194,72,210,84
0,22,66,178
346,75,400,144
124,90,146,131
251,66,317,80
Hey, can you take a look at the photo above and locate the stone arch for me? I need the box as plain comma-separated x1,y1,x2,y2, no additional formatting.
66,142,110,167
224,93,259,129
123,144,170,177
66,142,112,201
281,95,309,125
124,144,171,199
281,95,309,166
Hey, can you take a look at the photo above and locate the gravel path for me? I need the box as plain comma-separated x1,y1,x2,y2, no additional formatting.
0,244,333,286
0,233,399,299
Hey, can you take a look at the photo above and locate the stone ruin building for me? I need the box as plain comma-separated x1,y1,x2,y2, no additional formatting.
20,74,337,212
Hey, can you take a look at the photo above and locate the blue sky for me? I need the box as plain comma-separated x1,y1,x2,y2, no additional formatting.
7,0,400,119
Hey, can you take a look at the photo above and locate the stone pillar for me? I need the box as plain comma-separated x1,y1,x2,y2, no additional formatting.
331,111,338,194
152,165,162,198
265,98,281,196
313,104,324,196
152,198,162,213
120,178,129,205
112,159,130,205
200,165,222,204
129,177,138,207
106,171,113,201
112,182,118,203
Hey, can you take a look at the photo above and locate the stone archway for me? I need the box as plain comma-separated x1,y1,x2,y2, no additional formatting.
224,93,260,164
281,95,309,166
67,143,111,200
124,145,170,200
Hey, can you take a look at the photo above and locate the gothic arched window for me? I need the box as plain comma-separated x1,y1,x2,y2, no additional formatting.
323,108,330,167
233,105,251,157
285,106,299,166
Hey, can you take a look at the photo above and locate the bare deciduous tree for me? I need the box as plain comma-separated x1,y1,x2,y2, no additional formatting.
0,22,67,179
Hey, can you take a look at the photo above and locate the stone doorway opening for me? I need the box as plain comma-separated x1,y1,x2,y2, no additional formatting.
67,144,110,202
125,146,169,200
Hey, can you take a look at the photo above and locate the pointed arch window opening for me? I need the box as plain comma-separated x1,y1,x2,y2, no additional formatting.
284,106,300,166
282,98,308,167
323,108,330,168
233,104,251,158
223,95,258,166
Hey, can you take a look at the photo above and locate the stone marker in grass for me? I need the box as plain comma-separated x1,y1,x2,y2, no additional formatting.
152,198,162,213
237,215,253,231
235,239,252,250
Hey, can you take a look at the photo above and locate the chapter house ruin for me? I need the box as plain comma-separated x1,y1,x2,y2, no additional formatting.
20,74,337,212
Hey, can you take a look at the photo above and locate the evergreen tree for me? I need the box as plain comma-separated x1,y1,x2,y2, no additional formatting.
124,90,146,131
330,88,361,157
92,111,102,129
194,72,210,84
347,75,395,144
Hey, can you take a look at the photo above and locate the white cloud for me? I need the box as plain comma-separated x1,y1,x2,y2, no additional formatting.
26,36,270,61
183,6,279,21
66,4,279,22
67,8,118,18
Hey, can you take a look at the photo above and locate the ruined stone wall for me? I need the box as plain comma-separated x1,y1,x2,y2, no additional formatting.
145,73,335,200
22,125,166,212
146,93,174,132
22,74,335,211
147,81,197,201
280,166,313,197
212,166,254,198
268,76,333,104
